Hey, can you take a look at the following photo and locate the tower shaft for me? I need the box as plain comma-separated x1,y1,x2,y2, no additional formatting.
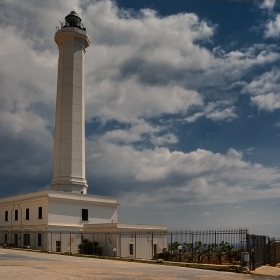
51,24,90,194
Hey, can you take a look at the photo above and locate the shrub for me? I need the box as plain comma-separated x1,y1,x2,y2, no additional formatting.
78,239,103,256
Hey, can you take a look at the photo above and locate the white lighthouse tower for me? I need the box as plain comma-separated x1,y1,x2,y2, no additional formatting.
51,11,90,194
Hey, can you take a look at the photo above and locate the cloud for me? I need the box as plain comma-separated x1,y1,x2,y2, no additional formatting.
87,135,280,207
213,45,280,80
86,80,203,123
81,1,280,126
259,0,275,11
202,212,211,216
264,14,280,38
83,0,215,123
243,67,280,111
186,101,237,122
151,133,178,146
98,119,178,146
0,25,55,195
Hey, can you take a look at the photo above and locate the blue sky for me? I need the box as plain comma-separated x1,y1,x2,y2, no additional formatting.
1,0,280,236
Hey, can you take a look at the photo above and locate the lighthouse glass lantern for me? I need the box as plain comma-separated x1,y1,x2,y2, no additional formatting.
64,11,84,29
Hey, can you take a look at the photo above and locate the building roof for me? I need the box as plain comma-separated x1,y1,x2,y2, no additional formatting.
83,222,168,232
0,190,119,207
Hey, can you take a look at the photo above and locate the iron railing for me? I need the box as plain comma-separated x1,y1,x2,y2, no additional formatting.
0,229,248,264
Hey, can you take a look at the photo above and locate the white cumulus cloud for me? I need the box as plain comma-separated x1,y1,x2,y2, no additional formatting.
244,67,280,111
264,14,280,38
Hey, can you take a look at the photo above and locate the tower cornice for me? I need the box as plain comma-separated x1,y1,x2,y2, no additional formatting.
54,27,90,49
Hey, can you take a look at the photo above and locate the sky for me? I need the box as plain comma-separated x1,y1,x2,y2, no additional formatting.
1,0,280,237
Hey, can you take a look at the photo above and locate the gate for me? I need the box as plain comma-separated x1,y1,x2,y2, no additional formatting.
246,234,268,270
268,239,280,266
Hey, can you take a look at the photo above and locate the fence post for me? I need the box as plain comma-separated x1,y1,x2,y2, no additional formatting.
263,236,267,265
267,237,270,266
246,233,251,269
104,232,106,256
171,231,173,255
152,232,154,259
273,238,277,265
135,232,137,259
119,232,121,258
81,233,83,254
69,232,71,254
251,235,255,270
191,231,194,262
215,230,216,246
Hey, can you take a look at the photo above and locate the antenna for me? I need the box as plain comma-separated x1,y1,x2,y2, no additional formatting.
59,20,64,28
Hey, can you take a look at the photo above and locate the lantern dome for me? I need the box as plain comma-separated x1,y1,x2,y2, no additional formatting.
64,11,85,30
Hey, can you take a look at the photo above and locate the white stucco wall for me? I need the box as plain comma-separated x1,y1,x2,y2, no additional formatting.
0,198,48,229
48,199,117,227
118,233,167,259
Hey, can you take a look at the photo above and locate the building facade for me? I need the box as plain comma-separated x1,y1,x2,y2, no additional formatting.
0,190,167,258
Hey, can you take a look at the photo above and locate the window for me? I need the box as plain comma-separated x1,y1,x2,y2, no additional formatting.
24,234,30,246
4,211,8,221
4,234,7,244
26,208,29,220
38,234,42,247
38,207,42,219
15,209,18,221
82,209,88,221
129,244,134,255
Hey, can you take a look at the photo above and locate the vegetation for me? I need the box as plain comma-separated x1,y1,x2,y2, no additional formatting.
78,239,103,256
155,240,241,264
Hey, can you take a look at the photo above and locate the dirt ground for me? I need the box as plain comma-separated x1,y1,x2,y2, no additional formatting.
251,265,280,277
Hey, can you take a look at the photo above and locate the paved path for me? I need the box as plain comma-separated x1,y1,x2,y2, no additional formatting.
0,249,279,279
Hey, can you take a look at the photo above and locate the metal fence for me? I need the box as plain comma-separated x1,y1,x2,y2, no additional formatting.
168,229,247,250
0,229,248,263
166,229,248,263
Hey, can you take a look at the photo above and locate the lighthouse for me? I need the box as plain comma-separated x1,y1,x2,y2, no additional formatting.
0,11,167,257
50,11,90,194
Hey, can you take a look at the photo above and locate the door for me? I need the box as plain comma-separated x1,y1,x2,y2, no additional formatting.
56,241,61,252
14,234,18,247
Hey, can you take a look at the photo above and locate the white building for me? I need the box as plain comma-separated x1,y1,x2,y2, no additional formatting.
0,11,167,259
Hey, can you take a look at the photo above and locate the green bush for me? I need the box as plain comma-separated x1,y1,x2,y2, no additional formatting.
78,239,103,256
157,241,242,263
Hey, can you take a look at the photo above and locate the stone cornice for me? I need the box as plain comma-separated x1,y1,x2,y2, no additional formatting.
0,190,119,207
83,223,167,232
54,27,90,48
